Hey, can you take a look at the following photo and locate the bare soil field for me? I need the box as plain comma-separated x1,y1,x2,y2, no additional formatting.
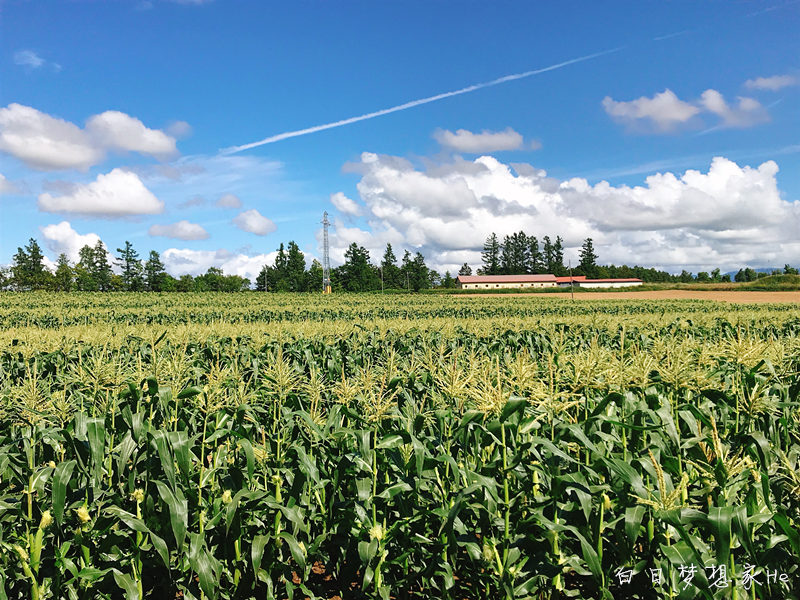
459,290,800,303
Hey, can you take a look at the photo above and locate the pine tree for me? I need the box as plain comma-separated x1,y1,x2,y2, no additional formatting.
92,240,113,291
543,236,555,274
12,238,48,290
255,265,271,291
578,238,598,278
306,259,323,292
116,241,144,291
552,236,566,276
481,233,501,275
458,263,472,276
144,250,167,291
381,244,400,289
527,235,543,274
286,241,307,291
54,254,74,291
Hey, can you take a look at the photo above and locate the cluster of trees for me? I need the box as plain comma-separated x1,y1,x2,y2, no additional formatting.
256,242,437,292
6,235,800,293
3,238,249,292
477,231,799,284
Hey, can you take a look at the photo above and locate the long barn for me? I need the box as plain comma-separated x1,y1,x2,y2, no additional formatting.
457,274,643,289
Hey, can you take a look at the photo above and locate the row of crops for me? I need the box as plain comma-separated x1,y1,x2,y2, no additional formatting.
1,293,800,598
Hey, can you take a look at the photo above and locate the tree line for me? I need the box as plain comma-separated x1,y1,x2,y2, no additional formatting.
4,238,249,292
476,231,800,283
4,235,799,292
255,242,438,292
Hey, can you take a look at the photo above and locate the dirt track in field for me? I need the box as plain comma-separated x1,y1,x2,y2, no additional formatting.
458,290,800,303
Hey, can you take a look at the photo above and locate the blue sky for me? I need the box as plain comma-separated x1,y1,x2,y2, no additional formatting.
1,0,799,278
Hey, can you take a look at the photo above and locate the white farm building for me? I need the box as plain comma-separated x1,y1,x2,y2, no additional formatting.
456,274,643,290
457,274,557,289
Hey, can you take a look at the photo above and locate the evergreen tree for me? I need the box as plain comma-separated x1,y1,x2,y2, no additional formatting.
272,243,290,291
407,252,429,291
255,265,271,291
11,238,49,290
442,271,456,288
578,238,598,278
144,250,167,291
76,245,98,291
552,236,566,276
481,233,501,275
380,244,401,289
500,234,513,274
511,231,528,274
542,236,555,274
341,243,377,291
54,254,74,291
458,263,472,276
306,259,324,292
116,241,144,291
285,241,307,291
527,235,543,274
92,240,113,291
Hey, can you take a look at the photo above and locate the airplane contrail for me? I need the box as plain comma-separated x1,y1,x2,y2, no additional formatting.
220,46,624,154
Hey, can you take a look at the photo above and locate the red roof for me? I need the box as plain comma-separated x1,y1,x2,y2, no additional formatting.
580,278,642,283
458,274,557,283
555,276,587,283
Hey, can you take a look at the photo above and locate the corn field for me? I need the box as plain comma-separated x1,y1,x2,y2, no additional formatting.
1,292,800,599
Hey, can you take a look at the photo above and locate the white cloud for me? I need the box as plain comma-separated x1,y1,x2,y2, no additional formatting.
745,74,798,91
216,193,242,208
232,209,276,235
86,111,177,158
332,152,800,274
330,192,362,216
162,248,276,282
0,173,17,194
699,90,769,128
433,127,525,153
604,88,771,133
14,50,45,69
149,220,209,240
0,103,179,171
40,221,102,262
602,89,701,132
0,104,104,170
38,168,165,217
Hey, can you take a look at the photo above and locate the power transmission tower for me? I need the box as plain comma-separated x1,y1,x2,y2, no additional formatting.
321,211,331,294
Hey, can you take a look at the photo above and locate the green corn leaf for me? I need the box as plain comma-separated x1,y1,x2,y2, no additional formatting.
155,480,187,552
112,569,139,600
251,534,269,576
52,459,76,525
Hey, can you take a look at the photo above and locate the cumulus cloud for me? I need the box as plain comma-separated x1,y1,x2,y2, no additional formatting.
745,74,798,91
162,248,276,282
40,221,102,262
699,90,769,128
433,127,525,153
330,192,362,216
604,88,771,133
149,220,209,240
38,168,164,217
216,193,242,208
232,209,276,235
331,151,800,274
0,103,179,170
0,173,17,194
85,111,177,158
602,89,701,132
